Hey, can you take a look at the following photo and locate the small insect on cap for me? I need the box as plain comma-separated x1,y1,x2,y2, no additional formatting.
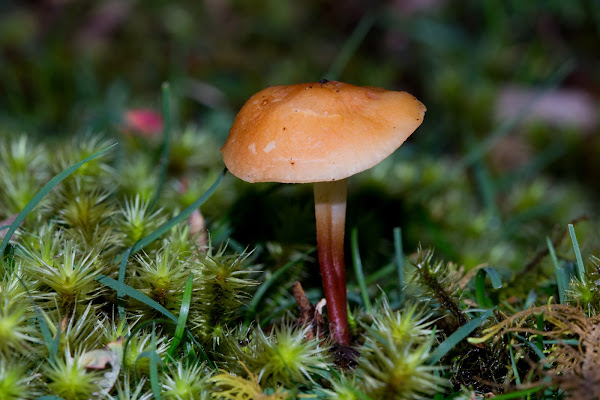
221,80,426,183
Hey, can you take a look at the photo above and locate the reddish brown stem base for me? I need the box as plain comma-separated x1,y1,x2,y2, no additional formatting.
314,179,350,345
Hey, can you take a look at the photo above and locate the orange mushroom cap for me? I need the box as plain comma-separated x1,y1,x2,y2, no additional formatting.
221,80,426,183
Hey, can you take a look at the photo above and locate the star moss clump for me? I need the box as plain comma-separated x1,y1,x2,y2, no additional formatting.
190,247,258,346
0,107,596,400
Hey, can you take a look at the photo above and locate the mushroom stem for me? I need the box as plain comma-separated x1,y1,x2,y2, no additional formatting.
313,178,350,345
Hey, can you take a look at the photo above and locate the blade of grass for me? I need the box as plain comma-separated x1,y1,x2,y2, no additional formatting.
183,328,217,370
512,333,546,361
524,289,537,309
346,292,363,305
393,227,404,304
97,275,177,322
134,348,162,399
133,168,226,254
324,13,376,80
363,262,394,285
382,14,467,52
245,247,315,323
0,142,118,257
496,141,565,190
149,82,172,210
508,336,521,386
116,168,227,314
167,273,194,357
491,387,544,400
351,228,372,313
542,339,579,345
568,223,586,284
428,309,494,365
418,61,575,202
482,266,503,289
123,318,172,371
475,267,501,309
458,60,574,168
547,237,566,304
121,317,214,372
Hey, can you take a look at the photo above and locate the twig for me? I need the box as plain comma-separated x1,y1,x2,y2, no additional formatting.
291,281,325,340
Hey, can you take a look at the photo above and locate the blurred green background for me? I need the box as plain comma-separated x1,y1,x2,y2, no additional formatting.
1,0,599,282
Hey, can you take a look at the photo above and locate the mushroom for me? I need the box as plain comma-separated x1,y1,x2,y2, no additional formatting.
221,80,426,345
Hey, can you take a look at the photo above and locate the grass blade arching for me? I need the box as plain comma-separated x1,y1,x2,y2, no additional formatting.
0,142,118,257
115,168,227,312
97,275,177,322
